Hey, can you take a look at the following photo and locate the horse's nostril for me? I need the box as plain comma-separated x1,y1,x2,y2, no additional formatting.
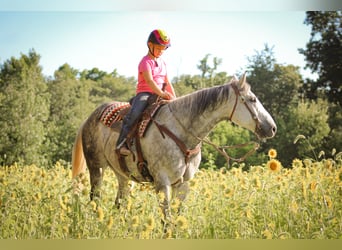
272,126,277,135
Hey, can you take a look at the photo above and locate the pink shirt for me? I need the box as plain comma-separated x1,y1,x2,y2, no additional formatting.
136,55,167,94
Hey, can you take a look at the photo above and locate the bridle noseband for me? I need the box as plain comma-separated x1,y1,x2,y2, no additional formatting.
229,83,261,133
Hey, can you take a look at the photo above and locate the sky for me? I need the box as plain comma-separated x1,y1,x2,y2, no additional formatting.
1,1,333,81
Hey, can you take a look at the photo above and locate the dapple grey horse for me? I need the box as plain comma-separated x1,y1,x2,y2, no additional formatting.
72,73,276,220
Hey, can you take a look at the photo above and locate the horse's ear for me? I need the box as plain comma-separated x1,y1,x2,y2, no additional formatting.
238,72,247,88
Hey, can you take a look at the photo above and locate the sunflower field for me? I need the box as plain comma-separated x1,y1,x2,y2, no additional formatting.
0,150,341,239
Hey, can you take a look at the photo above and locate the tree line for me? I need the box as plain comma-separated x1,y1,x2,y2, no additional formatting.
0,11,340,169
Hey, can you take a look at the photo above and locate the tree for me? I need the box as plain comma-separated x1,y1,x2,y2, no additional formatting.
0,50,50,165
299,11,342,105
46,64,95,163
299,11,342,156
197,54,223,88
246,44,302,116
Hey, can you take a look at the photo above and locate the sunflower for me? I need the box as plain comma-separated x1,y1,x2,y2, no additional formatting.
170,198,181,210
175,215,188,230
292,158,303,168
253,177,262,189
266,159,282,172
268,148,277,159
97,207,104,222
143,215,155,231
131,215,140,228
106,216,114,230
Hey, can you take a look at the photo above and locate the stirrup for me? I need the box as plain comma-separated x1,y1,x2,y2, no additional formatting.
118,146,131,156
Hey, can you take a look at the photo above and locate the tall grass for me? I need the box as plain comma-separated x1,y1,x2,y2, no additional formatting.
0,154,341,239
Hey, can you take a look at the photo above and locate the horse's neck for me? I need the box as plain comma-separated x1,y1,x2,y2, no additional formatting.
162,87,233,146
172,105,226,138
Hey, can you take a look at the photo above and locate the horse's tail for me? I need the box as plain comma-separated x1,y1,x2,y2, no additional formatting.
72,122,86,178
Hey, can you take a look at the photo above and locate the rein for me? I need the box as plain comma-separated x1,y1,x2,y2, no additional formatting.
152,119,201,164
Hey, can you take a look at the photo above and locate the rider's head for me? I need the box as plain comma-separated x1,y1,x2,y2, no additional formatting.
147,29,171,58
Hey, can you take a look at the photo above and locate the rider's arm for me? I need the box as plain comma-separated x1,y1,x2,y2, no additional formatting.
164,75,176,98
142,70,171,100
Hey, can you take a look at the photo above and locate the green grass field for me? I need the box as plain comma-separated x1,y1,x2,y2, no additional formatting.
0,153,341,239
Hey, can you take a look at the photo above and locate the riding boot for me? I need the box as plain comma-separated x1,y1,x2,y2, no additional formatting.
116,126,131,156
116,92,152,156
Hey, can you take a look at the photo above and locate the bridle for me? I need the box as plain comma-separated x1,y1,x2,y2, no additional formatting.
229,83,262,133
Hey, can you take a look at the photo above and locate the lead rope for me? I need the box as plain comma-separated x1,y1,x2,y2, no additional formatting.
198,136,259,168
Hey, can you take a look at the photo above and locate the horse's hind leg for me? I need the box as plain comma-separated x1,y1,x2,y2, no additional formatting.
89,167,104,200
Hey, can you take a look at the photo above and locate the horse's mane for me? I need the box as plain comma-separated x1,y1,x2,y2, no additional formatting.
168,79,250,121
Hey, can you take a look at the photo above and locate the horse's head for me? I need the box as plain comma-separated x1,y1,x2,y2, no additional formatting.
229,73,277,140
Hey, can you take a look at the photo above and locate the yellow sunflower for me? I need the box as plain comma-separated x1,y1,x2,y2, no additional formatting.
268,148,277,159
266,159,282,172
292,158,303,168
175,215,188,230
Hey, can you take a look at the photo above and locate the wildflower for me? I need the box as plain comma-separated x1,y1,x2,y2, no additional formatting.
245,209,253,219
219,183,228,190
189,179,198,188
163,228,173,239
143,215,155,231
262,229,272,239
107,216,114,230
303,159,312,168
90,200,97,211
60,210,66,222
253,177,262,189
59,199,67,210
309,181,317,192
223,188,234,198
63,226,69,234
81,188,89,196
292,158,303,168
323,195,333,209
126,198,132,211
175,215,188,230
268,148,277,159
62,195,69,204
131,215,140,228
324,159,333,170
33,192,42,202
97,207,104,222
157,192,166,202
204,190,212,201
302,181,307,200
266,159,282,172
170,198,181,211
289,200,299,214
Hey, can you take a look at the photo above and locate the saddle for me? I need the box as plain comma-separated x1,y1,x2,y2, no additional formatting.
99,94,163,182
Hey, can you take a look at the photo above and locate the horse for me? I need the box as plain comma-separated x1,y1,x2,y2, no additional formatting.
71,73,276,220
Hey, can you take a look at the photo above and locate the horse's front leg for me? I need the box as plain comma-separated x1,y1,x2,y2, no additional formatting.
114,175,131,209
155,183,172,222
172,180,190,214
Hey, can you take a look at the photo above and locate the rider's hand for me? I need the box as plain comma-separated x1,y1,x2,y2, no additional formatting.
162,91,171,100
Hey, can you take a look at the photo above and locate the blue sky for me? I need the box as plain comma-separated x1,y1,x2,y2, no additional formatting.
0,4,322,80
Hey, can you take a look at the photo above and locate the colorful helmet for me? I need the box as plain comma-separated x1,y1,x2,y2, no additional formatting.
147,29,171,48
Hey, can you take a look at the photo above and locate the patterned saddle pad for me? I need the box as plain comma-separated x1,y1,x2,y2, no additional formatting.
99,101,130,127
99,100,162,137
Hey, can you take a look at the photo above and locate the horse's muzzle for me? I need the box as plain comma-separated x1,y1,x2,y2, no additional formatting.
256,122,277,139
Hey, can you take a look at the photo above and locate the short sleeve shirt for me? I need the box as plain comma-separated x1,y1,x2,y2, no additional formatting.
136,55,167,94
